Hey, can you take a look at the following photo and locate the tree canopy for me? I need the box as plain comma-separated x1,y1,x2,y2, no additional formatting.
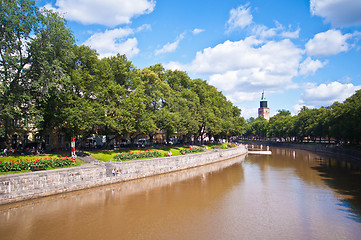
244,90,361,145
0,1,246,147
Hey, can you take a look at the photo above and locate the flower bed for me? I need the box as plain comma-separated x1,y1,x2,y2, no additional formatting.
112,150,162,161
180,146,205,154
211,144,228,150
0,157,76,172
227,143,237,148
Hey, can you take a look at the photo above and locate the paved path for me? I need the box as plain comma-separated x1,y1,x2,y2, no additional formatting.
77,152,105,165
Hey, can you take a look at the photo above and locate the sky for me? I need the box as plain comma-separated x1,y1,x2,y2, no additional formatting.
35,0,361,119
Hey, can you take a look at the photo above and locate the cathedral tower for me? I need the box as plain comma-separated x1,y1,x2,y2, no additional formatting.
258,91,270,121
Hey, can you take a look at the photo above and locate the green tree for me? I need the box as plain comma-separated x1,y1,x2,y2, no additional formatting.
165,69,200,142
29,9,75,138
331,90,361,144
0,0,41,145
268,109,293,140
190,79,223,142
250,117,268,139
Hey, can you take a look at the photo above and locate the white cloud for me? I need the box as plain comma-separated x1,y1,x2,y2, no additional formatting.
167,37,302,104
136,24,152,32
251,25,277,39
251,22,300,40
227,91,262,104
239,106,260,119
192,28,205,35
299,57,327,75
300,81,361,106
281,28,300,39
84,27,140,58
226,5,300,39
305,29,353,57
155,33,185,56
226,4,253,32
292,103,315,115
45,0,155,27
311,0,361,27
165,61,184,71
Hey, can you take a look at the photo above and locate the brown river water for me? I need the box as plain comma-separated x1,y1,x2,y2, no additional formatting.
1,147,361,240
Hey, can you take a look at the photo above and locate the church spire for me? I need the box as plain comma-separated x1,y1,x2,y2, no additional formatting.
258,91,270,121
261,90,266,100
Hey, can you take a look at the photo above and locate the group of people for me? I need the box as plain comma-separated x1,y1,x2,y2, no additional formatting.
0,147,9,156
0,147,15,156
0,146,37,156
112,168,121,176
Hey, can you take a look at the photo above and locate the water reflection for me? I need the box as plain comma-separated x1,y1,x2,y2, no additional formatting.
311,157,361,223
0,156,245,240
254,148,361,224
1,148,361,240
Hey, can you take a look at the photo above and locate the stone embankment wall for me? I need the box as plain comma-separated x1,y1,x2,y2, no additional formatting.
0,145,247,205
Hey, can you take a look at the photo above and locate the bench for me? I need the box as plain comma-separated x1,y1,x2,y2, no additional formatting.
30,164,46,171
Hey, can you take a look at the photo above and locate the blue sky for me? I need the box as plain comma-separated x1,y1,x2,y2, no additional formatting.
36,0,361,119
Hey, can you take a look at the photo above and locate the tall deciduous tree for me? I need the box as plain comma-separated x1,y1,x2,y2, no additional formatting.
0,0,40,144
29,9,75,137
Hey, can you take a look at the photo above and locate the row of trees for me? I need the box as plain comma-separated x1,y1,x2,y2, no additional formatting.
245,89,361,145
0,0,246,147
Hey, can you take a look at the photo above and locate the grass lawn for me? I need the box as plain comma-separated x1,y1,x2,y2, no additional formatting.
0,143,236,173
88,144,235,162
88,146,189,162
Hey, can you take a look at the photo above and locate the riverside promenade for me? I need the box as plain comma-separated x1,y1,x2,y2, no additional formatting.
0,145,247,205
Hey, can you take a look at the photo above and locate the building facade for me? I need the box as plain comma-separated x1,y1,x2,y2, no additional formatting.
258,91,270,121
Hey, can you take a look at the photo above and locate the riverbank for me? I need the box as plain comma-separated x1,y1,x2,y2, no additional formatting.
0,145,247,205
242,140,361,164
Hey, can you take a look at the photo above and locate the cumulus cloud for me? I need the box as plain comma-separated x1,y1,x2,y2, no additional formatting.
305,29,353,57
240,106,261,119
84,27,141,58
299,57,327,75
45,0,155,27
300,81,361,106
155,33,185,56
167,37,302,104
227,91,264,104
311,0,361,27
292,103,315,115
226,4,253,32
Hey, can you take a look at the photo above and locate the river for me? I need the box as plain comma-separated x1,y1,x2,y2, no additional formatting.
1,147,361,240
